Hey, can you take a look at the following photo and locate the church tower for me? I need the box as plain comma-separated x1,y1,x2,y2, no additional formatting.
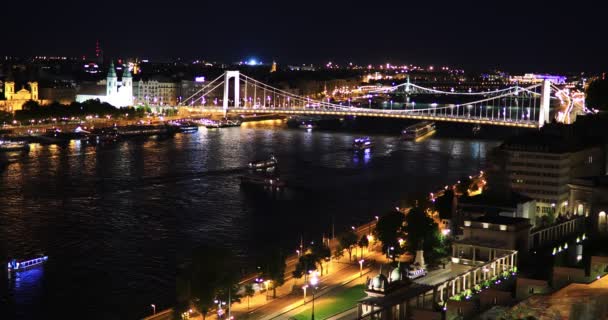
121,67,133,105
4,81,15,100
28,82,38,101
106,61,117,97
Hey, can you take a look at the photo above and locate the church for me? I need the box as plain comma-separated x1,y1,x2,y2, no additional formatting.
76,61,133,107
0,78,41,112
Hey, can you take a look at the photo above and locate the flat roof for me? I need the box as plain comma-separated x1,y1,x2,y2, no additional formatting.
500,124,600,154
472,215,530,225
459,192,533,209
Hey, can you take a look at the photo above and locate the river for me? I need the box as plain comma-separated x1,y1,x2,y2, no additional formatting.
0,119,499,319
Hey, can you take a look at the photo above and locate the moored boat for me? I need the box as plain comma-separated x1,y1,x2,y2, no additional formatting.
205,119,242,129
0,140,29,152
7,255,48,272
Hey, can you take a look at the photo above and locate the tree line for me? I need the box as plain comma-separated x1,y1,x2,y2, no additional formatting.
0,99,178,124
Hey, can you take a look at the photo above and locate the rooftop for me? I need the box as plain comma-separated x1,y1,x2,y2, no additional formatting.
472,215,530,226
500,124,601,154
459,192,534,211
570,175,608,188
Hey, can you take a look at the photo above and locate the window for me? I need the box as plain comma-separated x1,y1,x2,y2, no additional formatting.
500,225,507,231
588,156,593,164
529,287,534,294
464,221,471,227
482,223,489,229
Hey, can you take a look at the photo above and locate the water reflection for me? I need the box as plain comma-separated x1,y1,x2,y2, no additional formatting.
0,123,498,319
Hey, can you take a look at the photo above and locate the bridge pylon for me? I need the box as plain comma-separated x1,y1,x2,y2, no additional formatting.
223,71,240,117
539,79,551,128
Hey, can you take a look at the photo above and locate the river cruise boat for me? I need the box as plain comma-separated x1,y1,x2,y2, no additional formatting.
7,255,48,272
116,124,175,137
176,122,199,133
248,155,277,170
205,119,242,129
0,140,29,152
402,121,436,140
352,137,373,151
39,128,89,144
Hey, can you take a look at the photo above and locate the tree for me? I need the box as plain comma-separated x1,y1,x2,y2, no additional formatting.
374,210,406,261
435,189,455,219
244,284,255,311
258,248,287,298
358,235,369,258
404,206,447,266
22,100,40,111
310,241,331,275
184,246,242,320
338,230,358,261
294,253,316,283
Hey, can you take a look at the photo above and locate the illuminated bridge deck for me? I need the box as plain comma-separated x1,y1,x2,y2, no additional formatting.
186,107,539,128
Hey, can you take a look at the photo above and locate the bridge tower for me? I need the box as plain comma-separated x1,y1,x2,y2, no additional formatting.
538,79,551,128
405,75,411,93
223,71,240,117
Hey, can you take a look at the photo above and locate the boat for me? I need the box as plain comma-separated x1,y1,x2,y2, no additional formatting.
7,255,48,272
352,137,373,151
298,122,316,130
240,174,286,188
38,128,89,144
115,124,176,137
205,119,242,129
402,121,436,140
472,124,481,135
0,140,29,152
248,155,278,170
89,127,120,144
176,122,199,133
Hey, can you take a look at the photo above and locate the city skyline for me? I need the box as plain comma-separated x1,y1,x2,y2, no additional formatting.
2,0,606,72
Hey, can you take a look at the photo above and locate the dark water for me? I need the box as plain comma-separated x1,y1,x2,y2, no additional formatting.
0,121,498,319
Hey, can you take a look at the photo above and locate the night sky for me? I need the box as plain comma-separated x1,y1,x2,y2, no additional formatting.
3,0,606,72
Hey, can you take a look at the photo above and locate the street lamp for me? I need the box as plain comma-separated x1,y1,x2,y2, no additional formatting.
310,272,319,320
214,299,227,318
302,284,308,299
359,259,365,277
151,304,156,315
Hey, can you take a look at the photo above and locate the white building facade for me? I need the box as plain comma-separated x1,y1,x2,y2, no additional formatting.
76,62,133,107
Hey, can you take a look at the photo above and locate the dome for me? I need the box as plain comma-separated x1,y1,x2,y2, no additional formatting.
369,273,389,291
390,262,403,283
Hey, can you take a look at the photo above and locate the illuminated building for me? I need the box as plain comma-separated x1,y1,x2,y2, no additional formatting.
133,78,178,106
0,73,41,112
75,61,133,107
496,128,605,217
509,74,567,85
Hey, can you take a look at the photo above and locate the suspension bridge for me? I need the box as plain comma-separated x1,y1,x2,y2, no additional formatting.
176,71,582,129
